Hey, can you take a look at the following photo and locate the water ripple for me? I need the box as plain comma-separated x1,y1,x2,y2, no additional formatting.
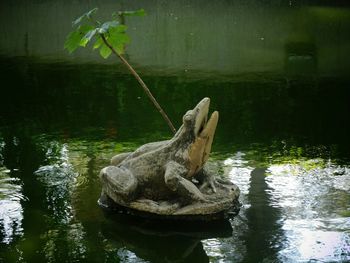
265,160,350,262
0,169,25,244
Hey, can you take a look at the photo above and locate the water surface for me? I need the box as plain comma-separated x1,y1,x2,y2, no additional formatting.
1,58,349,262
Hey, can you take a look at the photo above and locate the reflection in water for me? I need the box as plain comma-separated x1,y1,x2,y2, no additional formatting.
0,134,350,261
243,168,285,262
267,161,350,262
100,211,234,263
218,153,350,262
0,133,48,247
35,143,77,224
198,153,253,262
0,169,24,244
0,135,89,261
224,152,254,203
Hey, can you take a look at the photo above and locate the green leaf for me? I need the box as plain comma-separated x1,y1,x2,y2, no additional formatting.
80,29,97,47
108,25,128,37
73,7,98,26
99,43,112,59
112,36,130,54
119,9,146,17
93,37,103,50
108,26,130,55
64,24,94,53
64,31,82,53
67,7,144,57
98,20,119,34
114,24,127,33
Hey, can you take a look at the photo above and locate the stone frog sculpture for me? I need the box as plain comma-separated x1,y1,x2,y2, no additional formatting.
99,98,240,219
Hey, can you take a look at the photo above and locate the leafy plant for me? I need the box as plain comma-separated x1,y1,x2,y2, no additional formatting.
64,8,176,134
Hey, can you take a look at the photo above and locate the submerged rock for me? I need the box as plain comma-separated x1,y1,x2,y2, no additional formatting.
98,98,240,220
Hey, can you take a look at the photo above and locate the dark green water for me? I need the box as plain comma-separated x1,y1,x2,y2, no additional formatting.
1,1,350,262
1,58,349,262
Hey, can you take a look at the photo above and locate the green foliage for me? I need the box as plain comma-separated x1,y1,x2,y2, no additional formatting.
116,8,146,17
108,26,130,54
80,28,98,47
64,7,143,58
72,8,99,26
64,25,94,53
112,8,146,21
339,210,350,217
98,21,119,34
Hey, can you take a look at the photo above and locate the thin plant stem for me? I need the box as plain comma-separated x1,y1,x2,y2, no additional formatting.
100,34,177,134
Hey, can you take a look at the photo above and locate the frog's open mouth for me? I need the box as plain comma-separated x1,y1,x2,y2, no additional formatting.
194,98,218,140
188,98,219,172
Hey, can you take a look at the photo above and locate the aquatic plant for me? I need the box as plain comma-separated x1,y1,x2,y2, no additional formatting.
64,8,176,134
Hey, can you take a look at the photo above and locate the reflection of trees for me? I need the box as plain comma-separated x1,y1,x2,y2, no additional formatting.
0,168,24,246
0,133,91,262
1,56,350,261
99,212,235,263
242,168,285,262
1,57,350,155
1,131,48,261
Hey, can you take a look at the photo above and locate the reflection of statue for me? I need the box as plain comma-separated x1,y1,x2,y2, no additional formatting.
243,168,284,262
99,98,240,220
101,211,233,262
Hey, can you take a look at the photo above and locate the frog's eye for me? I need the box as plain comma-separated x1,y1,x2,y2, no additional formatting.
183,110,193,126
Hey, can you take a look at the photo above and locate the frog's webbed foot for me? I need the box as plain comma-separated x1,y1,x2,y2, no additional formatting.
197,168,238,197
199,177,217,194
197,167,236,194
196,168,218,194
99,166,138,203
164,161,207,203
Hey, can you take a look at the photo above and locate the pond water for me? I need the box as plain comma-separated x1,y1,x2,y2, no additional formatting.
0,59,349,262
1,1,350,262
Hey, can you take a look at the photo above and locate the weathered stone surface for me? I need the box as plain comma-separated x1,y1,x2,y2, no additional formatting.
98,98,240,220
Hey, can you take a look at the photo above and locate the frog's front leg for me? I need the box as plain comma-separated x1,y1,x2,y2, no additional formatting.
197,167,217,193
164,161,206,202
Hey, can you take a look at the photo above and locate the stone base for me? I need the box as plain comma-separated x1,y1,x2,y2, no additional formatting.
98,182,241,221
